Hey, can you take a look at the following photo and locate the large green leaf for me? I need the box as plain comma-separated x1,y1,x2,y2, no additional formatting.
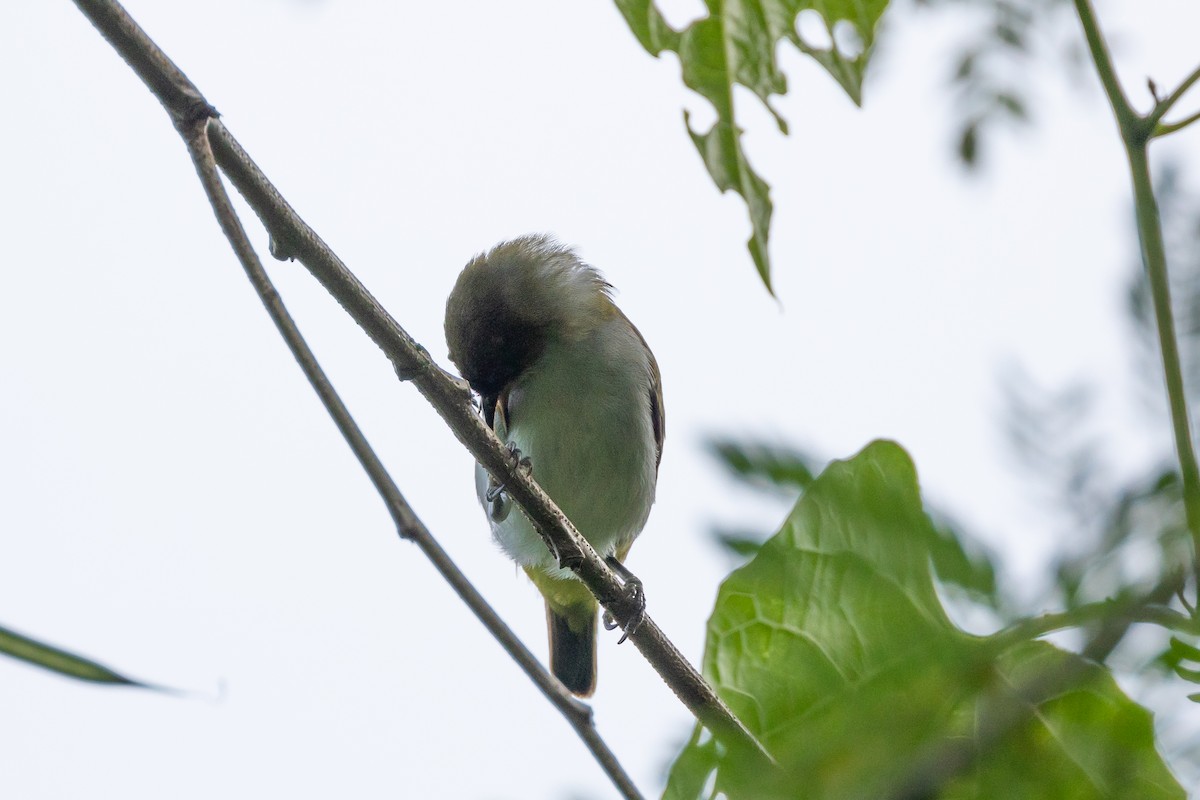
1,622,150,688
666,441,1184,799
614,0,890,292
705,436,1002,609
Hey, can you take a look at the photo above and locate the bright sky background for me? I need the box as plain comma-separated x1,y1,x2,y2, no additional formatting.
4,1,1200,798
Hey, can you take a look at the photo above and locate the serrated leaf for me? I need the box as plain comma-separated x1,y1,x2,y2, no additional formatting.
0,622,150,687
666,441,1184,799
615,0,890,292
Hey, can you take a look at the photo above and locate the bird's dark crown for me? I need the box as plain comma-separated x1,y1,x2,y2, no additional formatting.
444,235,610,403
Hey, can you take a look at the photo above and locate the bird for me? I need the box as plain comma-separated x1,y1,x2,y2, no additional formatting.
444,235,664,696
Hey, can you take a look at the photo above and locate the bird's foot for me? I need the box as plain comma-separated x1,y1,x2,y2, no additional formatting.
602,555,646,644
484,443,531,521
506,442,532,476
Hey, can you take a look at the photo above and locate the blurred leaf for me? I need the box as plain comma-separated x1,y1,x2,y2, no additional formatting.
713,529,767,557
614,0,890,291
0,622,149,687
959,119,979,164
995,90,1028,119
920,0,1073,168
994,20,1025,50
1000,367,1110,534
663,727,719,800
929,510,1001,605
954,49,978,79
706,438,817,491
1162,637,1200,686
1001,360,1189,609
667,441,1184,799
707,437,1003,608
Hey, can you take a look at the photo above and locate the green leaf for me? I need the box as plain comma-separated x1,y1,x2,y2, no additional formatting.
663,727,720,800
713,529,768,557
706,436,1003,608
614,0,891,292
927,509,1002,607
1164,636,1200,684
667,441,1184,799
707,438,818,490
0,622,150,688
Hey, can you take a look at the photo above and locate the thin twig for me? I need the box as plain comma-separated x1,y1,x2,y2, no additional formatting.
1148,63,1200,129
1072,0,1200,603
71,0,771,768
1154,107,1200,139
989,595,1197,654
178,116,644,800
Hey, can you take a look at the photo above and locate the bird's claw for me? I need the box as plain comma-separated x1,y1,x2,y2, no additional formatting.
485,443,531,521
603,556,646,644
507,442,532,476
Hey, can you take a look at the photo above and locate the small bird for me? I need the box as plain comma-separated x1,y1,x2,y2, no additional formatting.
444,235,664,696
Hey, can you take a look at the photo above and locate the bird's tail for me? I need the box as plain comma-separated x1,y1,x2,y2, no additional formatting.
546,601,597,697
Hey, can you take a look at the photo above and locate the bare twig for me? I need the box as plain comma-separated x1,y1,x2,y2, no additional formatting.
178,115,643,799
71,0,770,768
1148,63,1200,129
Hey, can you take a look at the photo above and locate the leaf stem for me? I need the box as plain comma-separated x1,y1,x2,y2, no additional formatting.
989,580,1196,655
1073,0,1200,601
1154,107,1200,139
1071,0,1136,132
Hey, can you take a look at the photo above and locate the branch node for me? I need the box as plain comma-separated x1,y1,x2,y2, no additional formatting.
268,233,300,262
565,696,595,726
393,345,433,381
171,99,218,137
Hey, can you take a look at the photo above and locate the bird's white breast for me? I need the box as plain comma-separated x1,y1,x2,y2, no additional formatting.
476,314,658,579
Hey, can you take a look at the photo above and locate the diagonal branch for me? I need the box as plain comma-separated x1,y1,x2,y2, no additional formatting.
71,0,771,768
179,115,644,800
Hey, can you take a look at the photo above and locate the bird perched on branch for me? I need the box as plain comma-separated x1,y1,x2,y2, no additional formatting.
444,235,664,696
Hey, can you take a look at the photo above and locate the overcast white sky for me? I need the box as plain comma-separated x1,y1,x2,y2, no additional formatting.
3,1,1200,798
